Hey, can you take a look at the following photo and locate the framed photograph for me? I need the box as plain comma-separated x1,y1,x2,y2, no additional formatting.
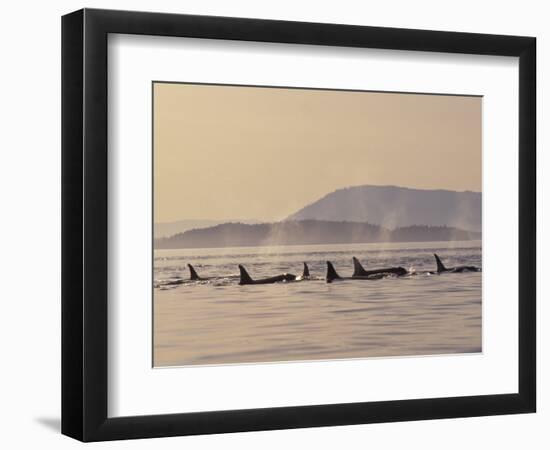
61,8,536,441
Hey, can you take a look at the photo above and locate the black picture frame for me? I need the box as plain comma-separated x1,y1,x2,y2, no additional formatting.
62,8,536,442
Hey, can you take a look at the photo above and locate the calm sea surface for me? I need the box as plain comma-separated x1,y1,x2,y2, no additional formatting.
154,241,481,367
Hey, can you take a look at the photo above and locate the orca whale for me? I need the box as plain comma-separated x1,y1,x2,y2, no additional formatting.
326,259,406,283
326,260,369,283
433,254,480,273
352,256,407,277
238,263,312,285
188,264,243,281
238,265,297,285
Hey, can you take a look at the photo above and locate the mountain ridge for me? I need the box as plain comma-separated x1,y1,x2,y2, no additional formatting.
287,185,481,232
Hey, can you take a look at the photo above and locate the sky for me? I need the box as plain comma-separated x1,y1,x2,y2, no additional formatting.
154,82,481,223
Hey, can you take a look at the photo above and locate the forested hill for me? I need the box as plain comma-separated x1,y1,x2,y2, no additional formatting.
154,220,481,249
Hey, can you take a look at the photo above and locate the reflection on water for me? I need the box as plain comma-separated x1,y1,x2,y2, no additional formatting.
153,241,481,367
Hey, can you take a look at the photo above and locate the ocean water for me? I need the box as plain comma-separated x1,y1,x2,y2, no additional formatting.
153,241,481,367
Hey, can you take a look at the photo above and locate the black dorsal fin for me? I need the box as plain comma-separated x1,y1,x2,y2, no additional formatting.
434,254,447,272
302,262,310,278
238,265,254,285
352,256,368,276
188,264,201,280
326,261,341,283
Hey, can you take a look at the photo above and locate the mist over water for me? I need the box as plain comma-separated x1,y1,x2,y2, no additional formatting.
153,241,481,367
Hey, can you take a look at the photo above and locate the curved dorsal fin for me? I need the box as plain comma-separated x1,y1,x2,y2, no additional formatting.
302,262,310,278
326,261,341,283
238,265,254,285
352,256,368,277
434,254,447,272
188,264,201,280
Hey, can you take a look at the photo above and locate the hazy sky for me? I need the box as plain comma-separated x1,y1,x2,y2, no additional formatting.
154,83,481,223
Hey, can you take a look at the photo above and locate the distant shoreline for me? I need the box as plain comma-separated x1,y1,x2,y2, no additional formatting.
155,220,481,250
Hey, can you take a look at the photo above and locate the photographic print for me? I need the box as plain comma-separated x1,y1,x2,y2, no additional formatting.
153,82,482,368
